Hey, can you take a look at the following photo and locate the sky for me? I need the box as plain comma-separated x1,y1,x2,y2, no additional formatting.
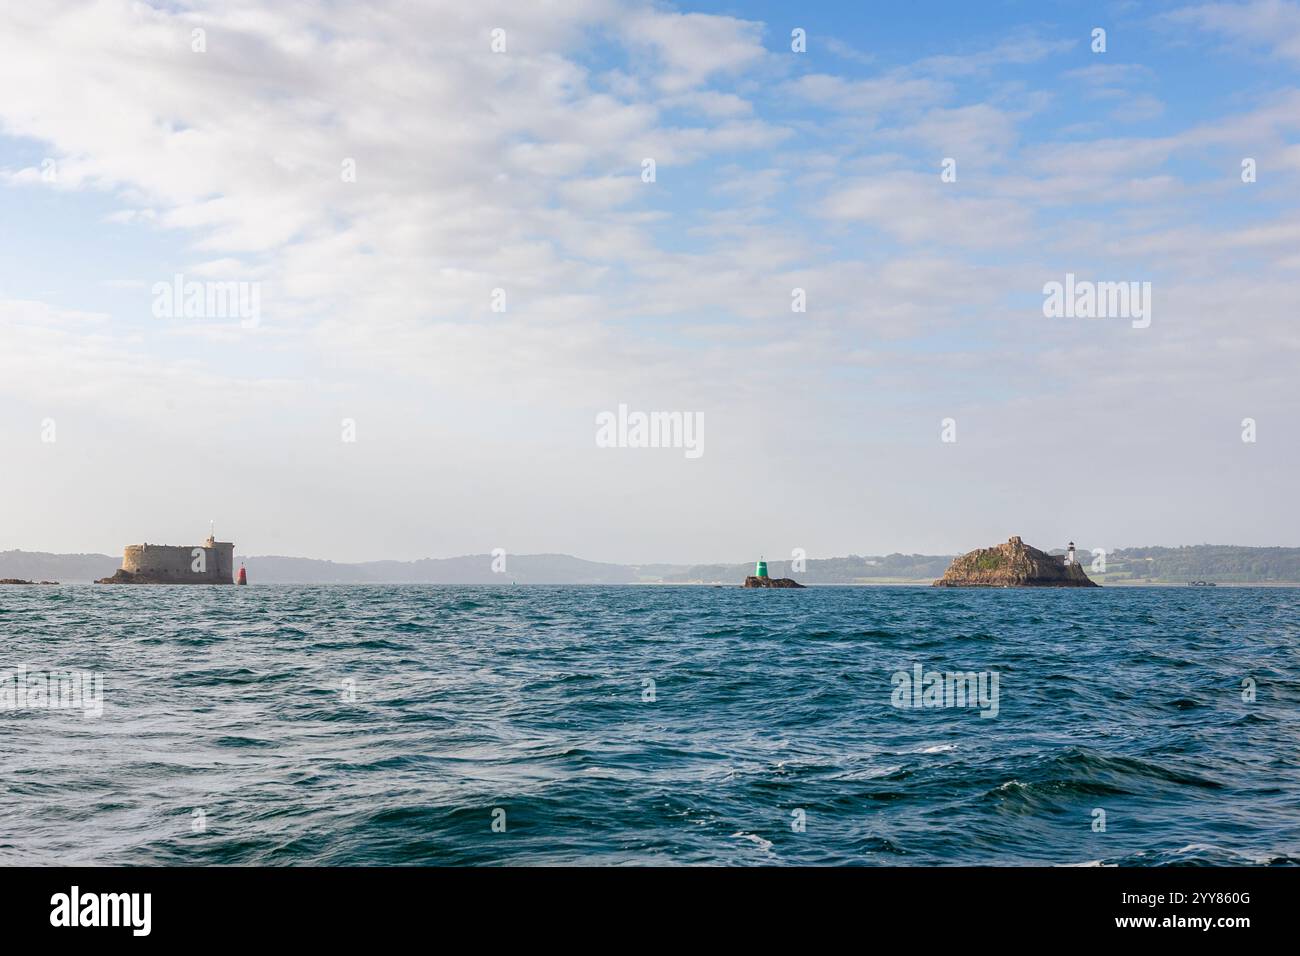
1,0,1297,564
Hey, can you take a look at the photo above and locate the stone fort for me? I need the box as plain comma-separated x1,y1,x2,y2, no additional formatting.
120,534,235,584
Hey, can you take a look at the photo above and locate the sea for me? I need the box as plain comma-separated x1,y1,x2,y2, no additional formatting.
1,584,1298,866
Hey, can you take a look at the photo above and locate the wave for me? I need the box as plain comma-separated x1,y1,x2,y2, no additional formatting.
1,584,1296,865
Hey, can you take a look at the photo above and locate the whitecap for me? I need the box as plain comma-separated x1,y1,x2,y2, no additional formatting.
730,831,774,851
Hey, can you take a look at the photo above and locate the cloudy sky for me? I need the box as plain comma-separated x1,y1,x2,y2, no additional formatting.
1,0,1297,563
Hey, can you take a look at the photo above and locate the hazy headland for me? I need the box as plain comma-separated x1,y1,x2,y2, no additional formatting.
3,545,1299,586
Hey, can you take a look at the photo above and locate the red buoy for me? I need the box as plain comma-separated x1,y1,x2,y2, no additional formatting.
237,564,247,585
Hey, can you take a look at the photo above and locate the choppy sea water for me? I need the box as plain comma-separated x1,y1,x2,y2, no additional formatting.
1,584,1298,866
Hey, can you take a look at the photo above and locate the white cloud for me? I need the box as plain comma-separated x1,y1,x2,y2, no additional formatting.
818,172,1031,248
785,72,948,114
620,10,768,93
1168,0,1300,62
0,1,1297,557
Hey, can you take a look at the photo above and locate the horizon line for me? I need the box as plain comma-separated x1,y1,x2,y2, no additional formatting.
6,541,1300,568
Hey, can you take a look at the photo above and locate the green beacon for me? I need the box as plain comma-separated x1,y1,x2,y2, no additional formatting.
755,558,769,578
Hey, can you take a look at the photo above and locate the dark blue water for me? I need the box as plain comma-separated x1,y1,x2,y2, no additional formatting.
1,584,1298,865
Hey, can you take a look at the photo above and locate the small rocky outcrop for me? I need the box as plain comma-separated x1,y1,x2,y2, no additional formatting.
95,569,174,584
743,575,806,588
933,536,1098,587
0,579,58,585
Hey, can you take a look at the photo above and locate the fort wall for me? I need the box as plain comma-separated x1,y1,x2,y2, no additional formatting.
121,541,234,584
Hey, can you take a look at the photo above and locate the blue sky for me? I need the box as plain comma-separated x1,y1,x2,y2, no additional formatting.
1,0,1298,562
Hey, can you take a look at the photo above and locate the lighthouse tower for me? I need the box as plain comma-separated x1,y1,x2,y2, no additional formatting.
1065,541,1076,565
755,557,769,578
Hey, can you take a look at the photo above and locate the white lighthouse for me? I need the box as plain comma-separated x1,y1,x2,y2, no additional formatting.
1065,541,1076,565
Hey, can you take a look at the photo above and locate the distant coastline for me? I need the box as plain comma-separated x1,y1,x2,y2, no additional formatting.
3,545,1300,586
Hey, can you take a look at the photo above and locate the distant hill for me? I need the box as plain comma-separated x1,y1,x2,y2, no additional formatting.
0,550,643,585
1095,546,1300,584
3,545,1299,585
238,552,642,584
0,551,119,583
658,554,954,583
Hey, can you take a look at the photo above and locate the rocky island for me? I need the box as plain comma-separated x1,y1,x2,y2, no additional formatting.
742,558,806,588
0,579,58,585
933,536,1098,587
95,531,236,585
